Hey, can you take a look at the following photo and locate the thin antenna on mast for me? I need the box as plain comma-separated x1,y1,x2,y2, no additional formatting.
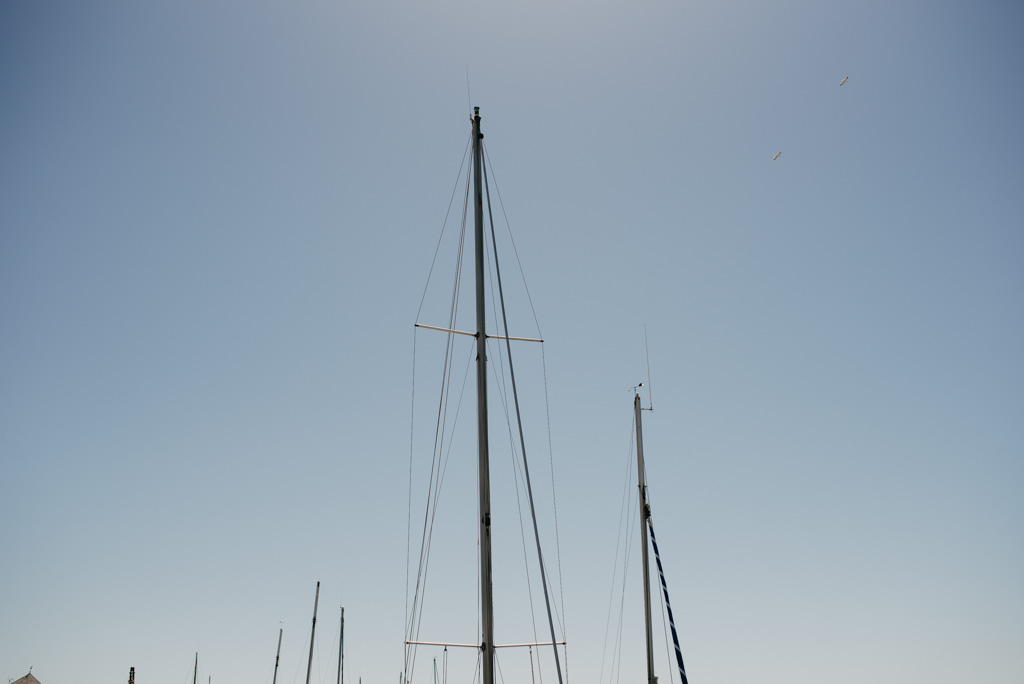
643,324,653,410
465,67,472,118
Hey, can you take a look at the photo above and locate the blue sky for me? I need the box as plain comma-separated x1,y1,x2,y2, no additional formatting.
2,1,1022,683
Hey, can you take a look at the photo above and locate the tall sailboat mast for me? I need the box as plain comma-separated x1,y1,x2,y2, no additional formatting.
193,653,198,684
272,628,283,684
635,393,656,684
306,581,321,684
337,606,345,684
472,106,496,684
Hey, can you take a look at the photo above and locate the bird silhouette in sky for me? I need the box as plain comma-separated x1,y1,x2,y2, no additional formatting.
840,76,849,86
773,152,781,161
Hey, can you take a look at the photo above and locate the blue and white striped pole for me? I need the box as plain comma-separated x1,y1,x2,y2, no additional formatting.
647,518,690,684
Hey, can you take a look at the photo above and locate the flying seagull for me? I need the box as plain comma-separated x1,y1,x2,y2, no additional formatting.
840,76,849,86
773,152,781,161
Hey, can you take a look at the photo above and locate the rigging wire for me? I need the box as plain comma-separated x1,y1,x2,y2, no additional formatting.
481,142,564,684
487,344,542,672
599,417,640,684
414,345,474,624
292,622,311,684
480,216,546,674
407,344,475,676
407,132,472,682
480,207,551,684
478,168,539,672
406,154,475,680
482,146,543,338
484,143,569,670
540,344,569,677
494,652,505,684
613,487,639,684
415,135,472,321
181,658,194,684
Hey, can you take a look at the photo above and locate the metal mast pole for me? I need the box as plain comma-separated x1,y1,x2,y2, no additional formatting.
337,606,345,684
635,393,656,684
272,628,283,684
193,653,198,684
472,105,495,684
306,581,320,684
